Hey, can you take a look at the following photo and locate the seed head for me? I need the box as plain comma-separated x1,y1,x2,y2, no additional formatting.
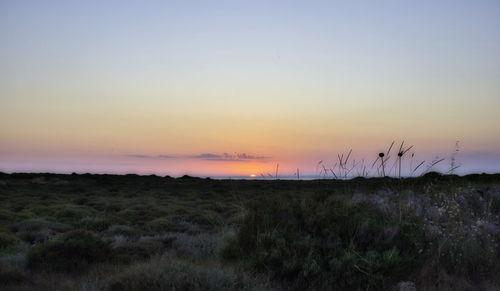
378,153,385,158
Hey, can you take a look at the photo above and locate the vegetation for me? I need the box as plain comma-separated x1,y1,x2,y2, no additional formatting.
0,172,499,290
28,230,111,272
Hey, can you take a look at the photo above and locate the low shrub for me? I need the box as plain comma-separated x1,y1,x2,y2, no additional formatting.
52,204,96,225
28,230,110,272
106,257,272,291
16,229,52,244
9,218,69,233
0,252,28,285
187,210,224,226
437,234,498,280
223,195,431,290
8,218,70,244
104,224,137,237
29,204,96,225
169,232,224,259
146,218,176,233
118,205,169,225
490,194,500,216
0,267,27,285
0,209,15,224
0,232,21,252
111,238,165,264
77,217,111,232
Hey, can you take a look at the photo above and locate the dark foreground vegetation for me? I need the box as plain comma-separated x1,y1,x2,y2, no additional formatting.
1,172,500,290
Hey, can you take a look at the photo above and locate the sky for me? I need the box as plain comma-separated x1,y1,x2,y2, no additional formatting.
1,0,500,177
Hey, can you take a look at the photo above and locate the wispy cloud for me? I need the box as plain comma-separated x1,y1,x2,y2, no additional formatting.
124,152,270,162
190,153,221,159
188,152,269,162
125,154,176,159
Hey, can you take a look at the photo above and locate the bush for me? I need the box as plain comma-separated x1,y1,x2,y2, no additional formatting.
187,210,224,226
438,234,497,278
0,209,15,224
146,218,176,233
28,230,110,272
0,233,20,249
8,218,69,233
169,232,224,259
111,237,165,264
77,217,111,232
490,195,500,215
8,218,70,244
0,251,28,285
223,195,430,290
118,205,169,225
0,267,27,285
106,257,272,291
0,232,20,251
52,204,96,225
104,224,137,237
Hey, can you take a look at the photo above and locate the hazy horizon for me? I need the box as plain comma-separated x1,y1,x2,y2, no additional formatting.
1,1,500,177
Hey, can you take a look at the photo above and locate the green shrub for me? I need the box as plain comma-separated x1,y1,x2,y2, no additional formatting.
52,204,96,225
438,235,497,278
73,197,90,205
86,199,123,212
8,218,70,244
0,267,27,285
0,232,20,251
29,204,96,225
77,217,111,232
220,236,241,260
118,205,169,225
104,224,137,237
0,251,28,284
28,230,110,272
187,210,224,226
490,195,500,215
112,238,165,264
106,257,272,291
0,209,15,224
9,218,69,233
146,218,176,232
223,195,430,290
170,232,224,259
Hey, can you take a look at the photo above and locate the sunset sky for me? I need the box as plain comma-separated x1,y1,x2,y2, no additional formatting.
1,1,500,177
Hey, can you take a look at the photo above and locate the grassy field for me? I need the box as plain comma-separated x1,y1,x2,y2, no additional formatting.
0,172,499,290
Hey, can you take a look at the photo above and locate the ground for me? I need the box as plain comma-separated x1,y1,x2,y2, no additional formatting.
0,172,499,290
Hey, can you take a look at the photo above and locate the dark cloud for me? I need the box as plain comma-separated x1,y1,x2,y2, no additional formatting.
188,152,269,162
125,154,176,159
236,153,267,160
190,153,222,159
157,155,176,159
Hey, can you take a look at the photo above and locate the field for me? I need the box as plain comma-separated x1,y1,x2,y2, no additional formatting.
1,172,500,290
